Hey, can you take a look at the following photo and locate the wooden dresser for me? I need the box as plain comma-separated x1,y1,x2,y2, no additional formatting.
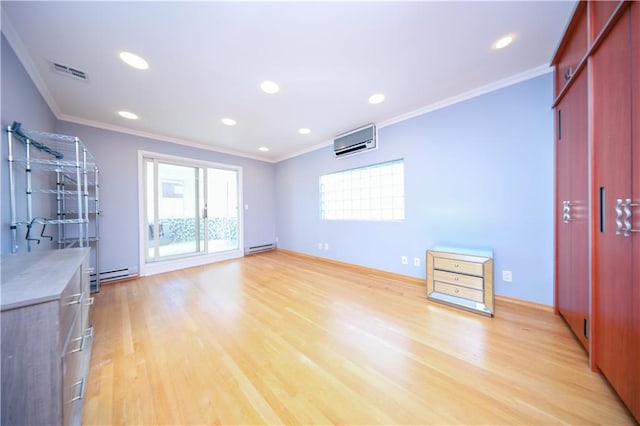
426,247,494,316
1,248,93,426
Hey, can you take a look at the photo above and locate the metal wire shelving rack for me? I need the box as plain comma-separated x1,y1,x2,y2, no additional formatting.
6,122,101,292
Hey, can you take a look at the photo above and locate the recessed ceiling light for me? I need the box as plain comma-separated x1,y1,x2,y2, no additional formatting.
368,93,385,104
298,128,311,135
117,110,139,120
221,118,237,126
260,81,280,94
259,147,270,152
119,51,149,70
493,34,515,50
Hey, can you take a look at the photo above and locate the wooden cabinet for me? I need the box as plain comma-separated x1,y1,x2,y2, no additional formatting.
631,3,640,416
590,1,620,42
555,68,589,351
426,247,494,316
592,4,640,420
592,7,635,417
554,2,587,97
554,1,640,421
1,248,93,426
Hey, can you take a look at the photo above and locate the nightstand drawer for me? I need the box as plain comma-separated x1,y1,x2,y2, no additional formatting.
434,281,484,303
433,257,483,276
433,270,483,290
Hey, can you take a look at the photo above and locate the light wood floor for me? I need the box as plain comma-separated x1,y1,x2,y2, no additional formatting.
82,250,635,425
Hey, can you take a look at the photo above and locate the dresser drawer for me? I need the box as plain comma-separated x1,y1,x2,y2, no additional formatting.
60,268,82,338
433,270,483,290
435,281,484,303
433,257,483,276
62,311,86,426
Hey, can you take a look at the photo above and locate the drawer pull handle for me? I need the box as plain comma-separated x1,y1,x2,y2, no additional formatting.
67,336,85,354
68,378,86,403
454,263,460,268
66,293,82,305
454,288,460,293
67,327,93,354
454,277,459,281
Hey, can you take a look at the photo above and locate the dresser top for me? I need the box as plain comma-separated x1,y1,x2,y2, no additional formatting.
430,245,493,258
1,248,89,311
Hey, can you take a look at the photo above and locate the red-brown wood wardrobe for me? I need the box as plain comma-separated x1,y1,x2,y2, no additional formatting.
553,1,639,422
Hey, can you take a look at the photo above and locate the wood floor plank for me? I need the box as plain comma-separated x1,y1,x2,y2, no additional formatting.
82,250,635,425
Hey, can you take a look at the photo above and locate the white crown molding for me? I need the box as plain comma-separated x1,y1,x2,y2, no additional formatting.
4,10,551,167
57,113,274,163
274,65,552,163
377,64,553,129
1,12,62,118
2,10,273,164
274,139,333,163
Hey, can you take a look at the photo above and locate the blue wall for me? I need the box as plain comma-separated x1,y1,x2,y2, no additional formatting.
1,32,276,272
54,122,277,275
2,29,554,304
1,34,59,254
276,73,554,305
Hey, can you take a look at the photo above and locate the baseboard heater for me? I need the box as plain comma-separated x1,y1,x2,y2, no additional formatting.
245,243,277,255
90,267,139,285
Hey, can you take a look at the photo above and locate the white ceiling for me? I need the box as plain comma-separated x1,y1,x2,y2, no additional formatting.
1,1,575,162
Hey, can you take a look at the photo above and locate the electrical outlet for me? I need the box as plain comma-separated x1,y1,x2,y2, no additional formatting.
413,257,421,267
502,270,513,282
324,243,329,250
401,256,408,265
318,242,323,250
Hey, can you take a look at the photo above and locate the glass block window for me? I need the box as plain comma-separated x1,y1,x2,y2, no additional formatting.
319,159,404,221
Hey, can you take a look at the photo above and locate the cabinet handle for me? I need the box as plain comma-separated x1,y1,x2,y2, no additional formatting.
65,292,82,305
67,327,93,354
68,378,86,403
564,67,574,81
454,288,460,294
618,198,640,237
67,335,85,354
558,109,562,140
562,200,573,223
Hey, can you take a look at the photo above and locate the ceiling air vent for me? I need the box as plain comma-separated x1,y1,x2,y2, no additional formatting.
50,61,89,82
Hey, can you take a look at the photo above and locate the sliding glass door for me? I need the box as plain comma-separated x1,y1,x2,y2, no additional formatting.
144,156,240,263
205,168,239,253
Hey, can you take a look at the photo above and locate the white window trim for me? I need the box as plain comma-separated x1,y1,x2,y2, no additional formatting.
137,150,244,277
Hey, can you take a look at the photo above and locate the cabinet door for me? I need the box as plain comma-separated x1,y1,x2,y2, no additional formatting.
556,69,589,350
592,8,636,417
590,1,623,43
554,2,588,97
629,3,640,421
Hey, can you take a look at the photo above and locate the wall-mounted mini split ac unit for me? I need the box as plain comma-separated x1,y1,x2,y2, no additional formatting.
333,123,376,158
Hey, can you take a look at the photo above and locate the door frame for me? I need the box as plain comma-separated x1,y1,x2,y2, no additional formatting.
137,150,244,276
